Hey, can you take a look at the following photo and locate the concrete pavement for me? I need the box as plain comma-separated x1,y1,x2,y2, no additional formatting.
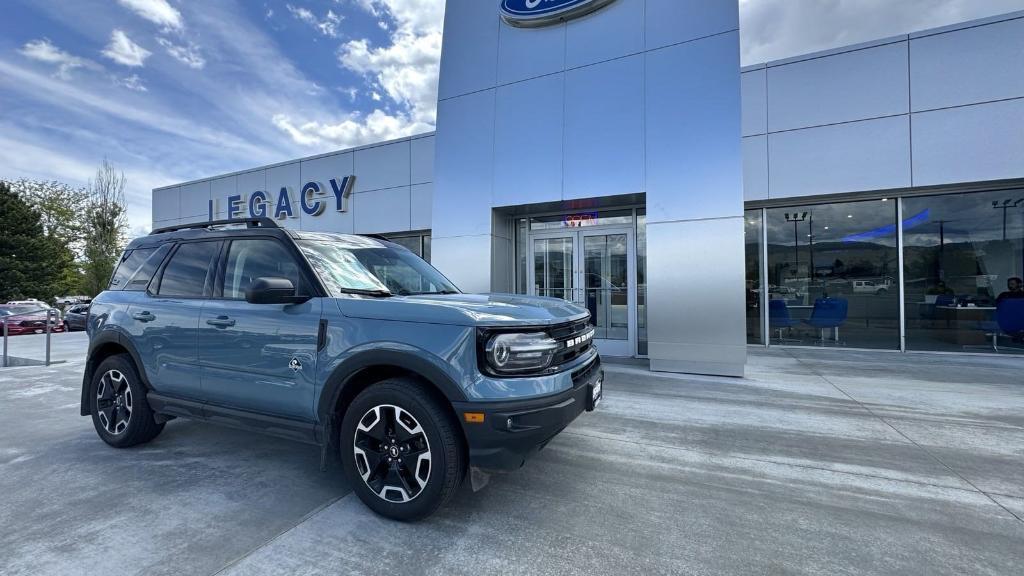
1,338,1021,575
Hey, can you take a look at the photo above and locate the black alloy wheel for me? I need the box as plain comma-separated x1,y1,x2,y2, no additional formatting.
340,378,465,521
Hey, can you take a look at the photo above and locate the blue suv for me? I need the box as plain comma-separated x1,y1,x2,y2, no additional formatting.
81,218,602,520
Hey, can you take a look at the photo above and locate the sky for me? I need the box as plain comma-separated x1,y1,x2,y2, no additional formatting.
1,0,1022,235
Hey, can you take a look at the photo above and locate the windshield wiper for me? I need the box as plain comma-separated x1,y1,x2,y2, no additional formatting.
407,290,460,296
339,288,393,298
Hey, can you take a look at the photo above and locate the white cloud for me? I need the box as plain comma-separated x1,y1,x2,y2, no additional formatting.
19,38,101,79
116,0,183,32
272,110,432,149
117,74,148,92
740,0,1024,64
102,29,152,67
286,4,344,38
156,37,206,69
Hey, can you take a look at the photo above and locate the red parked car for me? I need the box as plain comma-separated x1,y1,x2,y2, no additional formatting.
0,305,64,336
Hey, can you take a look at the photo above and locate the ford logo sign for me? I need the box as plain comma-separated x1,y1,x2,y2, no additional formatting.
500,0,617,28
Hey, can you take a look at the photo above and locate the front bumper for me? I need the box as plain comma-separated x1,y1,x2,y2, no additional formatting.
453,356,603,471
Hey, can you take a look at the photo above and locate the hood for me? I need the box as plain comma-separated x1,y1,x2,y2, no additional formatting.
335,293,589,327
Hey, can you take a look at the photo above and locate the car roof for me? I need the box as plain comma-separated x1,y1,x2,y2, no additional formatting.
129,218,391,251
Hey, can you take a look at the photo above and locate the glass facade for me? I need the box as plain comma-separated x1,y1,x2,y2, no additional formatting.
745,187,1024,355
903,189,1024,353
512,207,647,357
384,233,431,262
763,199,900,349
745,210,763,345
636,210,648,356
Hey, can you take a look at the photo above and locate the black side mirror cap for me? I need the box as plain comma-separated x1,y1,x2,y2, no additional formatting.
245,277,311,305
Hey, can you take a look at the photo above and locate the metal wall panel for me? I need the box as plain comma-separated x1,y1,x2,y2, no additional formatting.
645,0,738,51
769,116,911,198
564,0,644,69
432,89,496,239
911,17,1024,112
299,152,355,233
498,20,565,85
410,183,433,231
430,234,492,294
208,177,236,221
741,67,767,137
354,140,411,193
912,98,1024,186
767,41,909,132
353,186,411,234
647,218,746,376
563,55,644,201
266,163,301,226
437,0,499,100
410,136,435,185
179,181,211,220
646,32,742,222
231,170,266,222
493,73,564,207
742,135,768,201
152,186,179,223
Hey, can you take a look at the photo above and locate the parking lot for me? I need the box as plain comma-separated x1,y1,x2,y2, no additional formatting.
1,332,1022,575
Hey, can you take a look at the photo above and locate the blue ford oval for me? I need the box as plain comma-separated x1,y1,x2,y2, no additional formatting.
500,0,617,27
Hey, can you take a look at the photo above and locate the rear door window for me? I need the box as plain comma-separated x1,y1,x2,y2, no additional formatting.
156,242,221,298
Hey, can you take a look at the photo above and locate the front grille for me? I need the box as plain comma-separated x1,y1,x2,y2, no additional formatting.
19,320,45,327
571,355,601,386
548,318,595,366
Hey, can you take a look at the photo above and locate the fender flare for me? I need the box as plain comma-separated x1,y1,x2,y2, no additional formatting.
80,330,152,416
317,347,467,424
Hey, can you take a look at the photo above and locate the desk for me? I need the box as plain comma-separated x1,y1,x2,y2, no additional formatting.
935,306,996,345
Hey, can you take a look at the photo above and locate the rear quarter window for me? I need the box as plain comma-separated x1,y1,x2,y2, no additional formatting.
108,244,172,291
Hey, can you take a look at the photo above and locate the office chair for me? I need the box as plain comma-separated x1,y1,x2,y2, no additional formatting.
803,297,848,346
769,299,801,343
974,299,1024,352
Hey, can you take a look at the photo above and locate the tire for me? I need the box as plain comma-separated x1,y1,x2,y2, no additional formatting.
90,354,165,448
63,321,70,332
339,378,465,521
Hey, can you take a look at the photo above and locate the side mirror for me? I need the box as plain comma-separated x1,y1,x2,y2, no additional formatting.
245,277,310,305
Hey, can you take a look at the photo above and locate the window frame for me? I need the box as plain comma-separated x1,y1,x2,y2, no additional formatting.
213,236,319,301
149,240,224,300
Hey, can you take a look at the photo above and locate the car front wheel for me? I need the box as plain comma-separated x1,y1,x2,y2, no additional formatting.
340,378,465,521
90,354,164,448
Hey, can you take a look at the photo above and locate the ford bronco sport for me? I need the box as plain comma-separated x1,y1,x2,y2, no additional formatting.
81,218,602,520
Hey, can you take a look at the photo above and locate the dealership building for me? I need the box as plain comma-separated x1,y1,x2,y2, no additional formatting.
152,2,1024,376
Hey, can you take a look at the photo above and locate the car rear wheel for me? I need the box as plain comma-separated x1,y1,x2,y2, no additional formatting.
340,378,465,521
90,354,164,448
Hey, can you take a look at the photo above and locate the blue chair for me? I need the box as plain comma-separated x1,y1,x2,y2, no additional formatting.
803,298,848,345
975,299,1024,352
769,300,801,343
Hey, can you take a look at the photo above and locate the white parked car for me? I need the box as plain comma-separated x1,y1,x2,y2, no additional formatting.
852,280,891,295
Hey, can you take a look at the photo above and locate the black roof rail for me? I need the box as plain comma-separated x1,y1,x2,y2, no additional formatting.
150,217,279,236
359,234,391,242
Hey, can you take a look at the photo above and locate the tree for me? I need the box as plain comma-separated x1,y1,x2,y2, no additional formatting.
7,178,90,294
81,159,129,296
8,178,90,259
0,181,72,302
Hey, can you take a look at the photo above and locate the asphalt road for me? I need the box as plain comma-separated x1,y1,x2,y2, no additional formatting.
1,334,1022,575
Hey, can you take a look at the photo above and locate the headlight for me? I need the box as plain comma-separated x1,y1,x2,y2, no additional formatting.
484,332,559,374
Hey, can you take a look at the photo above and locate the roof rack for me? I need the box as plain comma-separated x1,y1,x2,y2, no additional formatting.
150,217,279,236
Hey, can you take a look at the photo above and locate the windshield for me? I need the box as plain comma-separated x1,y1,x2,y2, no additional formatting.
298,237,459,297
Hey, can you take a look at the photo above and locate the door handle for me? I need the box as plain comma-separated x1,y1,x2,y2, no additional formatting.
132,312,155,322
206,316,236,328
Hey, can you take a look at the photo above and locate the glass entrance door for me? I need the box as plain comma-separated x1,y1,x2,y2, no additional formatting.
529,228,636,357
